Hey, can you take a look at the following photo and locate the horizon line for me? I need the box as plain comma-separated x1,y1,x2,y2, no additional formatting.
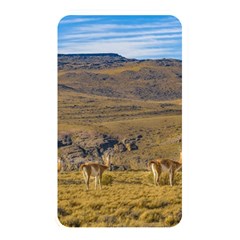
57,52,182,61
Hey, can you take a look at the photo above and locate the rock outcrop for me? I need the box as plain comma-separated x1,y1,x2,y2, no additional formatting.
114,143,127,153
58,134,72,148
58,131,141,171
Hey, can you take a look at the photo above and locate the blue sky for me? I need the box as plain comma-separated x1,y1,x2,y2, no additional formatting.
58,16,182,60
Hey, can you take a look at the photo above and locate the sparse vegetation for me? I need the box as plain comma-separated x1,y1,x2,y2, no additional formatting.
58,54,182,227
58,91,182,169
58,171,182,227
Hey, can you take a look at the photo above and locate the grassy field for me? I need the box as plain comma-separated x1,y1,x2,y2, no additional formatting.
58,92,182,227
58,58,182,101
58,170,182,227
58,90,182,167
58,55,182,227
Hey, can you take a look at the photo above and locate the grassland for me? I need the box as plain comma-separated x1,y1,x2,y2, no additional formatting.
58,57,182,101
58,90,182,167
58,170,182,227
58,54,182,227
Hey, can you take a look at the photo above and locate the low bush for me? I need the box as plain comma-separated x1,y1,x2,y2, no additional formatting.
101,174,114,185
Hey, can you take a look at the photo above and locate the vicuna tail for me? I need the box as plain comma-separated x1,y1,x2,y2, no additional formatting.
80,164,86,170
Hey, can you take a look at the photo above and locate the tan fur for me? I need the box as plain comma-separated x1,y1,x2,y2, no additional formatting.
80,154,111,190
58,158,62,173
149,152,182,186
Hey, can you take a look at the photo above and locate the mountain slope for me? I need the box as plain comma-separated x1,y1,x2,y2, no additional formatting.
58,54,182,101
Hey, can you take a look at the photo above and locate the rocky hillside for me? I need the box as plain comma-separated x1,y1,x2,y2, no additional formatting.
58,132,142,171
58,53,182,170
58,53,136,70
58,53,182,101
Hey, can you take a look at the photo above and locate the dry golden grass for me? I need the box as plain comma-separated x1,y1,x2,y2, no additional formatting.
58,57,182,227
58,57,181,102
58,60,181,76
58,89,182,165
58,170,182,227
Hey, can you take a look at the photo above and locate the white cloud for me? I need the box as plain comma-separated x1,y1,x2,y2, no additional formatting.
70,21,180,33
59,37,181,59
59,28,181,41
98,34,182,43
60,17,101,24
58,17,182,59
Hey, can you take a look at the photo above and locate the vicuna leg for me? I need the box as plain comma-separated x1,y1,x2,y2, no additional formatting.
157,170,161,185
82,170,87,183
155,173,159,185
95,176,98,190
86,175,90,190
83,168,90,190
156,168,161,185
151,164,157,185
99,174,102,190
155,171,161,185
153,164,161,186
169,169,174,186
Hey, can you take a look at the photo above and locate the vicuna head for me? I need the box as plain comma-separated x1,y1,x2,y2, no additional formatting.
102,151,112,169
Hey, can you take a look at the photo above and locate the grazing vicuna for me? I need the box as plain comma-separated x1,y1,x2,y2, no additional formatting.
149,152,182,186
80,153,111,190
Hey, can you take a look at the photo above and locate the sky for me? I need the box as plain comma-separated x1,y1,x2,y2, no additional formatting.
58,16,182,60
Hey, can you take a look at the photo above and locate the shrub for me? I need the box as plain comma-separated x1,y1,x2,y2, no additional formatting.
101,174,114,185
100,215,117,226
67,218,81,227
139,210,163,223
164,215,175,226
58,207,70,217
89,202,103,210
61,216,81,227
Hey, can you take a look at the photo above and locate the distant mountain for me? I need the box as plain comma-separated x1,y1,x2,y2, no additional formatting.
58,54,182,100
58,53,135,70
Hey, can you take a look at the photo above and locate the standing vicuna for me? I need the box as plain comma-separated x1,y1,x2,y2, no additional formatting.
149,152,182,186
80,153,111,190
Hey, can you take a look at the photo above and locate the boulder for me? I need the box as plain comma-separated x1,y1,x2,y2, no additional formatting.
87,147,101,158
125,142,138,151
58,134,72,148
136,135,143,140
110,164,130,171
114,143,127,153
99,137,118,152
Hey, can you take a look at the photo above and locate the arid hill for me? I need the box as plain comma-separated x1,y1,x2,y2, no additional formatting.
58,53,182,171
58,53,181,100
